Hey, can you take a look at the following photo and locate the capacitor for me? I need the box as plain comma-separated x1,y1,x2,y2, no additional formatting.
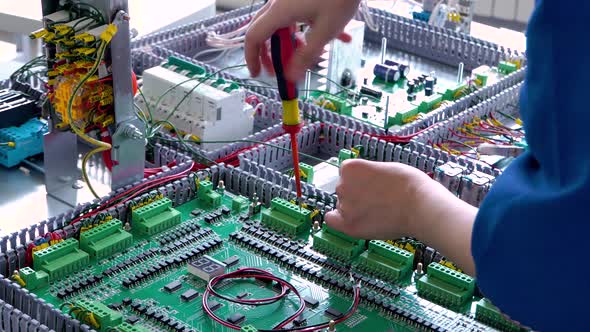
361,97,369,105
363,77,368,85
340,69,353,87
425,76,435,89
373,64,400,83
425,87,433,96
407,93,416,102
407,81,416,94
360,85,383,99
384,60,410,77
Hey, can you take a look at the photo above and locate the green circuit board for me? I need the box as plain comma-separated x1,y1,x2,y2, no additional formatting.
20,188,524,332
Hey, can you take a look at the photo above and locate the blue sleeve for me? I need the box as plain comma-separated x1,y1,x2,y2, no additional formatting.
472,0,590,330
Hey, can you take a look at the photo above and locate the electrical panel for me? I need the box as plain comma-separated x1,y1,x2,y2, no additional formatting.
0,2,530,332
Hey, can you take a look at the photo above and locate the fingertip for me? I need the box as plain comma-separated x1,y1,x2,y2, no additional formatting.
337,32,352,43
325,210,344,227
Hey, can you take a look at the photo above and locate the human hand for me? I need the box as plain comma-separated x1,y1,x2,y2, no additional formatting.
325,159,479,275
325,159,433,240
245,0,361,80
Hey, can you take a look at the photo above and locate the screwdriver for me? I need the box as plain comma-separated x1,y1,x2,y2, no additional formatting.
270,26,304,204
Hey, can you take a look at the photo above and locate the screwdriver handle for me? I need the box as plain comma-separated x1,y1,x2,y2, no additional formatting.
271,26,301,127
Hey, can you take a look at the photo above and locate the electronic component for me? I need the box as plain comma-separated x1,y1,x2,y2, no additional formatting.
236,292,249,299
227,313,246,325
164,280,183,293
0,118,48,168
126,316,140,325
261,197,312,235
373,64,401,83
79,219,133,258
208,300,222,312
0,89,40,128
223,255,240,267
358,240,414,282
312,224,366,260
188,255,226,281
293,316,307,326
141,56,254,150
131,197,181,235
303,296,319,308
33,238,90,281
360,86,382,99
416,262,475,310
181,289,200,302
384,60,410,77
325,307,343,319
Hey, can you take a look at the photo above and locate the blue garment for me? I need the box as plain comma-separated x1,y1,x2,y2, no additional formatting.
472,0,590,330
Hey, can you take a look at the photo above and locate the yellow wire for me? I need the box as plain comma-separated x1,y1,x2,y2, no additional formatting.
65,41,110,198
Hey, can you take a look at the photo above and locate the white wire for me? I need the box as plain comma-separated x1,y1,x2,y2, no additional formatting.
360,0,379,32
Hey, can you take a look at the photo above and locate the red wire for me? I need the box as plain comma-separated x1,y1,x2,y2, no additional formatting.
289,132,303,199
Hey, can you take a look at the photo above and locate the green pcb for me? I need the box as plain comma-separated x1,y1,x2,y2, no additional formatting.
24,192,502,332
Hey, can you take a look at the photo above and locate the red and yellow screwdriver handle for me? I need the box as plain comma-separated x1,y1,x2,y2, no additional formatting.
271,26,304,201
270,26,303,132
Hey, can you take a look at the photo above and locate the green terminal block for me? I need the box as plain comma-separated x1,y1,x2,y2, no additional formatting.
33,238,89,281
312,224,366,260
232,195,249,212
80,219,133,259
76,299,123,331
131,198,181,235
261,198,312,235
442,83,467,101
498,61,518,75
415,94,443,114
198,180,222,208
309,91,353,115
416,262,475,311
299,162,314,183
19,267,48,290
338,149,358,165
357,240,414,282
114,322,151,332
241,325,258,332
475,299,528,332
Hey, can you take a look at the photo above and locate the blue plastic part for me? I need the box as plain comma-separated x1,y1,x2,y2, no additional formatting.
0,118,47,168
412,11,432,22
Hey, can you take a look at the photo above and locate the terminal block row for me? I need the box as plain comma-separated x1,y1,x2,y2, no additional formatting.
198,180,222,208
33,238,89,281
475,299,528,332
357,240,414,282
261,198,312,235
80,219,133,258
312,224,366,260
416,262,475,311
76,299,123,331
131,197,181,235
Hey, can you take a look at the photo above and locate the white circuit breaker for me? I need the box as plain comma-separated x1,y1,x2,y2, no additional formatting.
141,64,254,150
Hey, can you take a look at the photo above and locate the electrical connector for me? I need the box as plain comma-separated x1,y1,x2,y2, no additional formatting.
79,219,133,259
131,197,181,235
29,28,48,40
99,24,118,42
33,238,90,281
475,299,527,332
357,240,414,282
76,300,123,331
261,198,312,235
416,262,475,311
312,224,366,260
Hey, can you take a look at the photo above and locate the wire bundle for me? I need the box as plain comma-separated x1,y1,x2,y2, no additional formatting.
202,267,361,332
